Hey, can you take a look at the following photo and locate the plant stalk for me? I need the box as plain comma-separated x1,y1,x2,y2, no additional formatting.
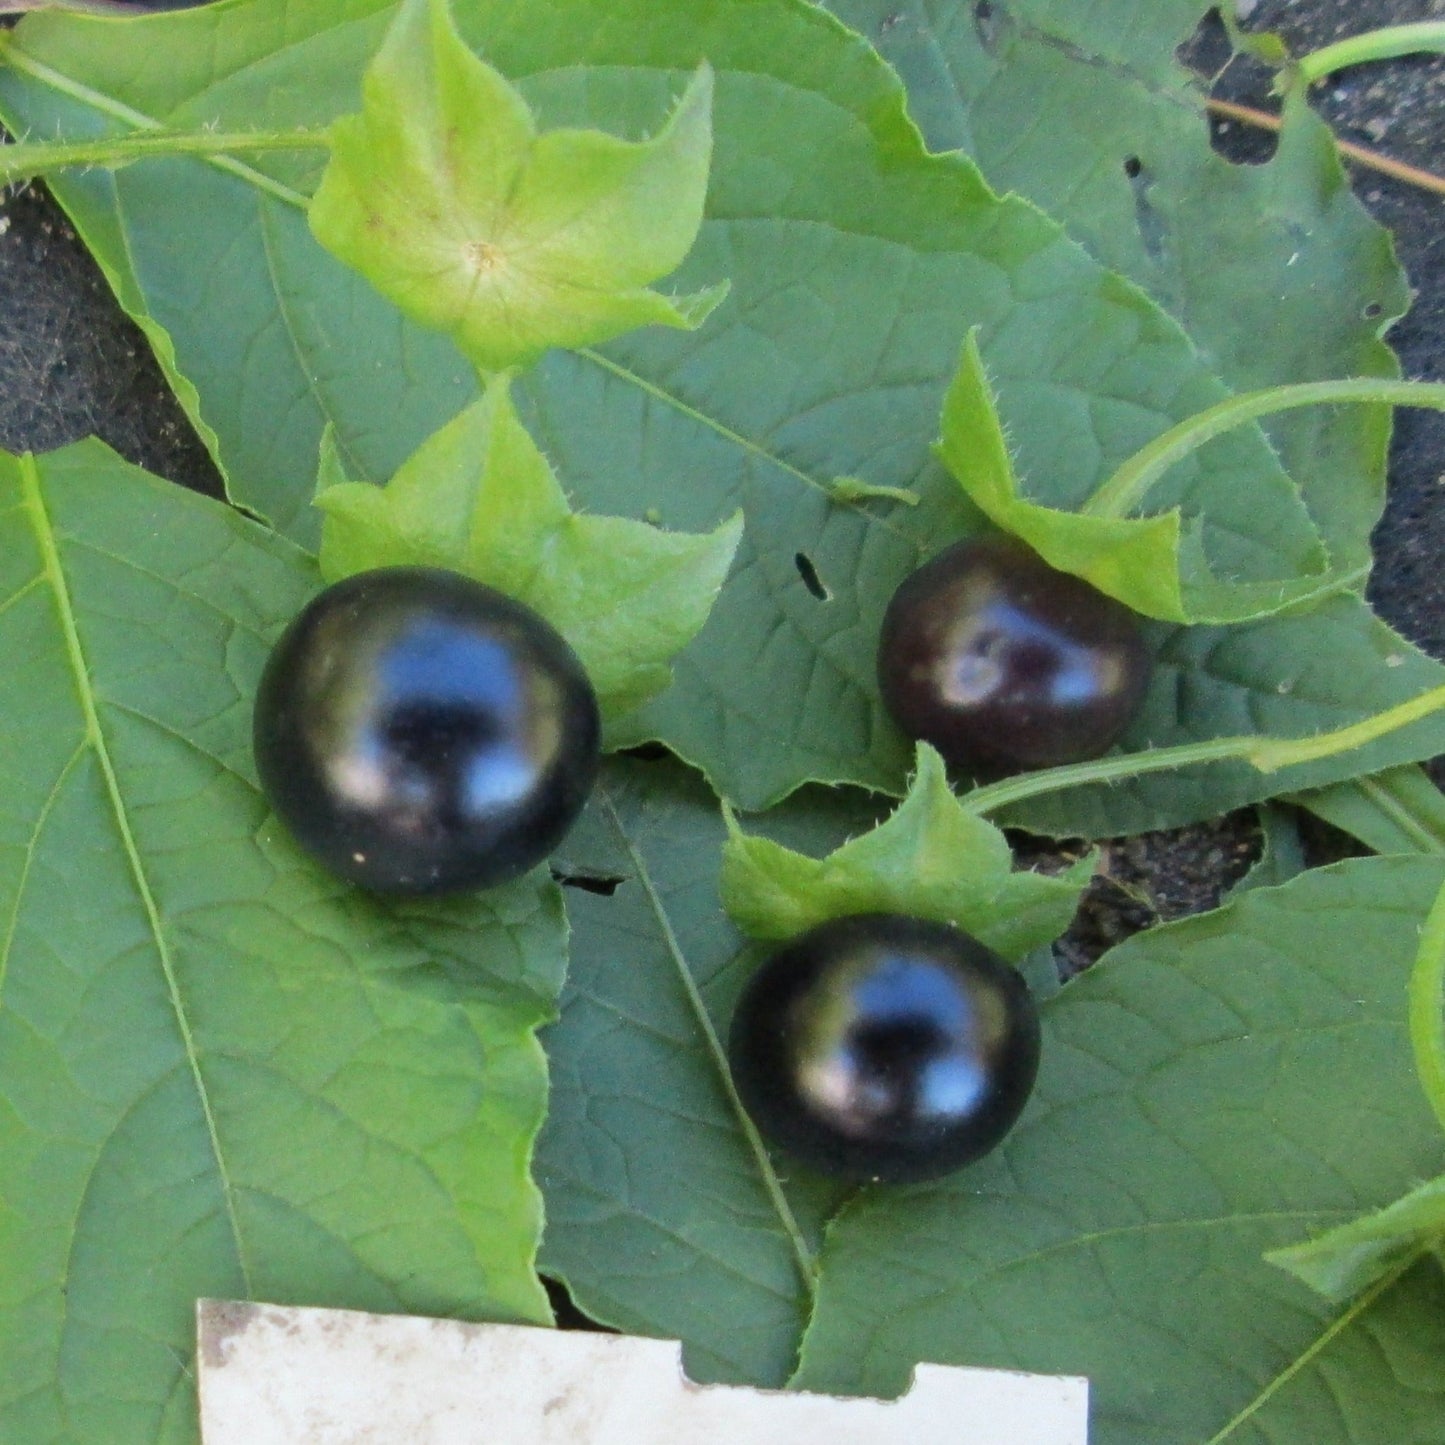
964,684,1445,816
1,129,327,187
1294,22,1445,88
1082,380,1445,522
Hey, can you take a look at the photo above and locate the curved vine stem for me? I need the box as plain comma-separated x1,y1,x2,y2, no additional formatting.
1082,379,1445,522
963,684,1445,817
1294,22,1445,89
1409,872,1445,1136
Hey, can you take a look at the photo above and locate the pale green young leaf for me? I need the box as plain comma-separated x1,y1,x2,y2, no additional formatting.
307,0,724,371
1266,1174,1445,1302
720,744,1091,960
316,377,742,723
938,331,1334,625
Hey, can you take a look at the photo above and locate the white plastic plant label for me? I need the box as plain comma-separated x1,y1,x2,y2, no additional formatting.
196,1300,1089,1444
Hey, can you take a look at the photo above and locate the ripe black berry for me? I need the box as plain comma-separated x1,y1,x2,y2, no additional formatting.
878,536,1152,774
728,913,1041,1183
254,566,600,893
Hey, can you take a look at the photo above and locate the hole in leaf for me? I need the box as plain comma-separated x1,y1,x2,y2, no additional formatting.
794,552,831,600
1122,156,1169,266
973,0,1002,52
551,869,626,897
1364,301,1384,320
1175,7,1232,79
618,741,669,762
1178,8,1279,166
1205,107,1279,166
543,1276,618,1334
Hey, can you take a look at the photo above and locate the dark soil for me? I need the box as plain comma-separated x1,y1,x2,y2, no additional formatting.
1,0,1442,970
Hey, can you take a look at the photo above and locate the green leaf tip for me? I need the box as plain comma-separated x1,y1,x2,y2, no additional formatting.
308,0,726,371
937,330,1343,626
316,375,742,726
1265,1172,1445,1302
719,743,1091,959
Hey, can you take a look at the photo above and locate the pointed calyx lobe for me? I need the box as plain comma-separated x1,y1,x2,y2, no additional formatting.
720,745,1092,961
939,331,1335,625
308,0,726,371
316,377,742,726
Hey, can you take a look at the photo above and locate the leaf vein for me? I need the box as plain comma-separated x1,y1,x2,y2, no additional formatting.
20,455,256,1297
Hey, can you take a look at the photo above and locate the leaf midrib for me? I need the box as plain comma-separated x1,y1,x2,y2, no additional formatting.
19,455,255,1296
1203,1248,1428,1444
598,785,820,1298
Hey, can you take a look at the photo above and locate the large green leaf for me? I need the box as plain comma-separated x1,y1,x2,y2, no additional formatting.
822,0,1406,571
0,441,564,1445
793,856,1445,1443
535,758,858,1386
4,0,1436,822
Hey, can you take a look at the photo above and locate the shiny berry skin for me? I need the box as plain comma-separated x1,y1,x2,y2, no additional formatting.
727,913,1040,1183
253,566,600,894
877,536,1152,774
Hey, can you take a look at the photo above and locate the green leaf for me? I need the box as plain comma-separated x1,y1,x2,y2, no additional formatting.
938,331,1335,625
1291,764,1445,856
316,375,742,724
0,442,564,1445
1266,1175,1445,1302
1224,804,1306,901
3,0,1421,820
308,0,724,371
823,0,1407,575
793,856,1445,1442
720,744,1091,959
1409,867,1445,1139
537,757,855,1387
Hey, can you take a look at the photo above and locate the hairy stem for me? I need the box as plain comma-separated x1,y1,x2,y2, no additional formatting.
1083,380,1445,521
964,685,1445,817
0,128,328,187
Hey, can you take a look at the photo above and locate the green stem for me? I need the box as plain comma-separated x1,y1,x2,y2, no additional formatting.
1082,380,1445,522
1408,872,1445,1137
964,684,1445,817
0,43,315,209
1249,685,1445,771
0,128,327,187
1296,23,1445,87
